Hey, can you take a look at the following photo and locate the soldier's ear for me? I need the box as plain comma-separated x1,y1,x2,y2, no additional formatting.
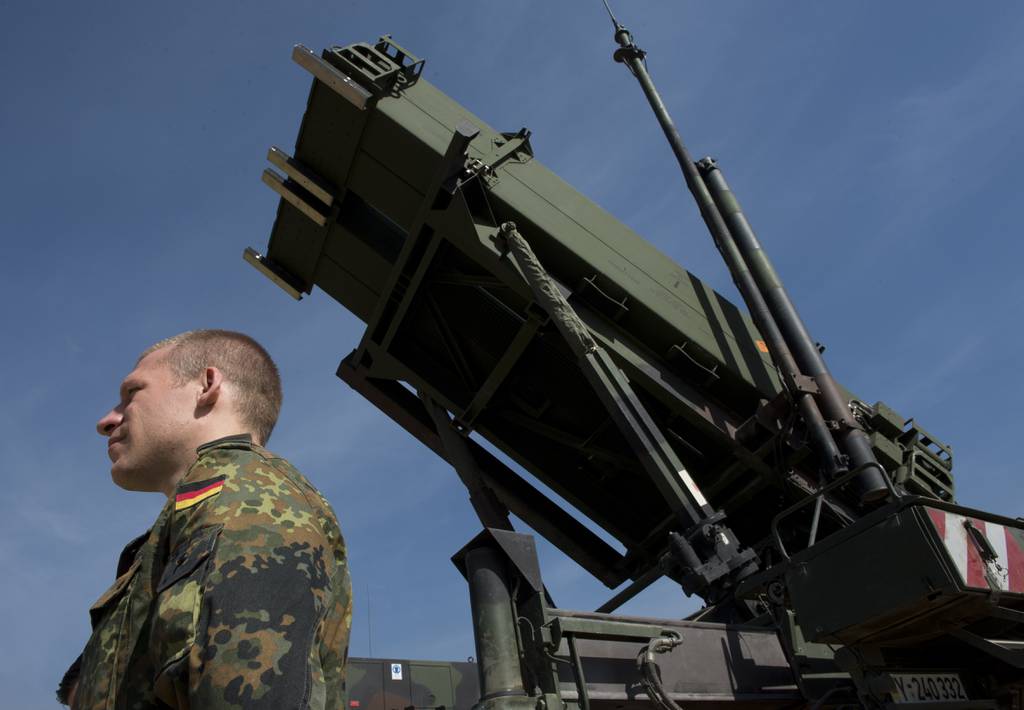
196,366,224,409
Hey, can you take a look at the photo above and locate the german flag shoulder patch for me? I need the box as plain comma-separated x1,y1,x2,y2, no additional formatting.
175,475,227,511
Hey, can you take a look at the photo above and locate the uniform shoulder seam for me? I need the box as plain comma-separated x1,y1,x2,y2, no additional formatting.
260,454,333,545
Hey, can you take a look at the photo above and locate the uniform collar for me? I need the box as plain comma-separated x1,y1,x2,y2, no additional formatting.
196,433,253,455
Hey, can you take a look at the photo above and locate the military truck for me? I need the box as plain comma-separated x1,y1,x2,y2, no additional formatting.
346,657,479,710
246,21,1024,710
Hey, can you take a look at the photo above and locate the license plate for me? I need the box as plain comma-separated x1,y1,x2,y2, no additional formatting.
892,673,968,703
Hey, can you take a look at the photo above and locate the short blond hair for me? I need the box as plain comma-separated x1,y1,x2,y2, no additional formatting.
142,330,282,444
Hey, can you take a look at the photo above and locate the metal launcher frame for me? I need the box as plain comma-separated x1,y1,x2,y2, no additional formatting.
249,36,1024,708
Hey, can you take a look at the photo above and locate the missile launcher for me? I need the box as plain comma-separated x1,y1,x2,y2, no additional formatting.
248,32,1024,710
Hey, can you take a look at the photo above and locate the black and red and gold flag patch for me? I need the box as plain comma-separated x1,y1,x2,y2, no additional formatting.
175,475,226,511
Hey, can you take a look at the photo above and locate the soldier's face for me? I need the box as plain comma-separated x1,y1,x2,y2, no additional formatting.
96,348,200,493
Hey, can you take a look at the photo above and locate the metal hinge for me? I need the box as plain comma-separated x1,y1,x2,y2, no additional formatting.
465,128,533,181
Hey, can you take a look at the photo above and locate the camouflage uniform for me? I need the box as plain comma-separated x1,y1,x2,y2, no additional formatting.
60,434,352,709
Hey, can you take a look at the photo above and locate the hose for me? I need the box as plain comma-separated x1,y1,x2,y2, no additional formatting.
636,635,685,710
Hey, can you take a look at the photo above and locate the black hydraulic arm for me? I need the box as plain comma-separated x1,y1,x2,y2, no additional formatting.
498,221,757,600
603,6,888,504
697,160,888,501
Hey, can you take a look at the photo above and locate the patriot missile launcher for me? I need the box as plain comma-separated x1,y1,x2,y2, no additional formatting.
247,25,1024,710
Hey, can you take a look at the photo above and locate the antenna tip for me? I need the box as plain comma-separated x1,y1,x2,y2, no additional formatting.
601,0,623,31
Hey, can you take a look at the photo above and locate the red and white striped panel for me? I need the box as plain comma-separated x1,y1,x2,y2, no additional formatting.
926,508,1024,593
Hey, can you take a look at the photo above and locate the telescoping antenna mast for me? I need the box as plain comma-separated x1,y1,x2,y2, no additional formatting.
600,1,889,507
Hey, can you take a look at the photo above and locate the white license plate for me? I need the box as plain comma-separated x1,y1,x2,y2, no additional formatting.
892,673,968,703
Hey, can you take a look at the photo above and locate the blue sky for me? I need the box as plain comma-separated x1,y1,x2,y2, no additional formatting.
3,2,1023,707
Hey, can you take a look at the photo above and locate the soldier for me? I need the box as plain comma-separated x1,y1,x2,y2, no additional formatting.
58,329,352,709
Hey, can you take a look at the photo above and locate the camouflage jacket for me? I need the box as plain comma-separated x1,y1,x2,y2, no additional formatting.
62,434,352,709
